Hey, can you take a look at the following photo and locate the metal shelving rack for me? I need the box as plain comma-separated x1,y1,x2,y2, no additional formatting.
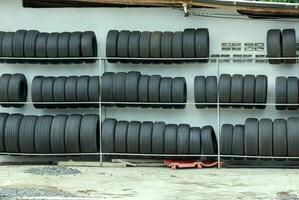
0,56,299,168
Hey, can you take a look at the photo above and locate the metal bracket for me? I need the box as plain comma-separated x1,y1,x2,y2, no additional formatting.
182,2,189,17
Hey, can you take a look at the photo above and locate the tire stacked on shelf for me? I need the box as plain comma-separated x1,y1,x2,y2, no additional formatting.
221,117,295,160
0,113,99,153
267,29,296,64
101,71,187,108
106,28,209,63
0,30,97,64
31,75,99,108
101,119,217,159
275,76,299,110
0,73,27,108
194,74,268,109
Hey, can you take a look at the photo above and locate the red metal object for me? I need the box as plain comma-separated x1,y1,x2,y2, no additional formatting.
163,160,223,170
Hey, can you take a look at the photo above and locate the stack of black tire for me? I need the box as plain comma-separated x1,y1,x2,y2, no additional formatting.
194,74,268,109
101,119,217,158
0,30,97,64
221,117,299,159
0,73,27,108
267,29,296,64
101,71,187,108
0,113,99,153
106,29,209,63
276,76,299,110
32,76,99,108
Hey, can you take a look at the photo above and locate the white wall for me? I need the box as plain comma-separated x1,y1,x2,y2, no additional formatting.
0,0,298,134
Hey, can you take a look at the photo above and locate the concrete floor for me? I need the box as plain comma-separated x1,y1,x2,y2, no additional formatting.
0,165,299,200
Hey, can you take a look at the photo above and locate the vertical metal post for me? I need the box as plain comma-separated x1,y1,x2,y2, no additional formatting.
103,59,107,119
217,58,221,168
99,58,103,165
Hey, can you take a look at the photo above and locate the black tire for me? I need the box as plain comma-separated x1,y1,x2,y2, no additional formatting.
125,71,141,104
232,124,244,160
50,114,67,153
88,76,99,107
53,76,67,108
36,33,49,64
220,124,233,159
150,31,162,63
183,28,196,59
58,32,71,64
77,76,90,107
114,121,128,153
219,74,231,108
243,75,255,109
287,117,299,157
161,31,173,64
65,76,78,108
81,31,97,63
46,32,60,64
273,119,287,160
194,76,206,109
34,115,53,153
172,31,183,64
8,73,27,107
287,76,298,110
101,118,117,153
148,75,161,107
231,74,243,108
0,31,5,63
4,114,23,153
160,77,172,108
117,30,130,63
138,75,149,107
0,113,8,152
164,124,177,154
2,32,15,63
128,31,141,63
31,76,44,108
13,30,27,59
106,30,119,63
127,121,141,153
24,30,39,58
195,28,209,62
152,121,165,154
41,76,55,108
282,29,296,64
206,76,217,108
172,77,187,109
69,31,82,63
275,76,287,110
101,72,115,106
0,74,12,107
139,31,151,63
267,29,282,64
258,118,273,159
255,75,268,109
177,124,190,154
80,114,99,153
139,121,153,154
189,127,201,155
113,72,126,107
65,114,82,153
244,118,259,159
201,126,217,159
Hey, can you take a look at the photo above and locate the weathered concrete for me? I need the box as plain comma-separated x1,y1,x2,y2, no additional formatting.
0,165,298,199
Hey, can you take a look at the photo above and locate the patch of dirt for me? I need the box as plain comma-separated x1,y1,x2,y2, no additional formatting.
0,187,77,199
24,166,81,176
